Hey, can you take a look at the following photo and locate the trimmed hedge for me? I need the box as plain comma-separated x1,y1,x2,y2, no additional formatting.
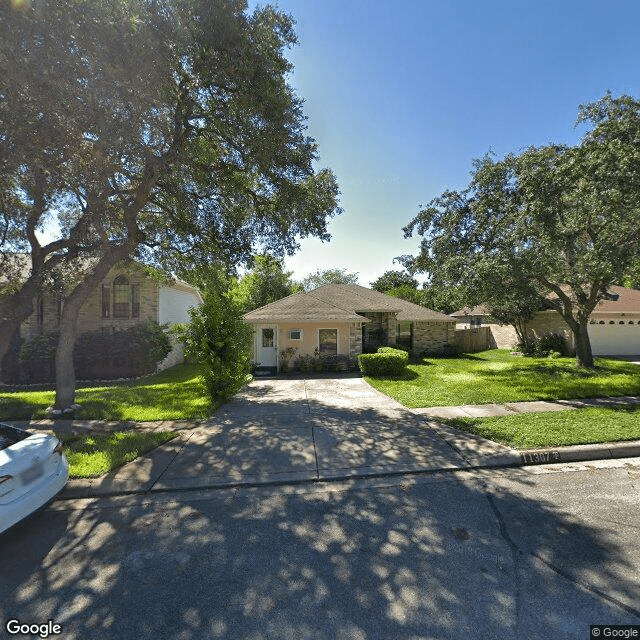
358,347,409,376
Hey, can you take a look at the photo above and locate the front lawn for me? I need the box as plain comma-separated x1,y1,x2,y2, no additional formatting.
439,406,640,449
0,363,211,421
365,349,640,408
60,430,178,478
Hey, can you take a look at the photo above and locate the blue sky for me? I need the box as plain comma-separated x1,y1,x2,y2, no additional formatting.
248,0,640,287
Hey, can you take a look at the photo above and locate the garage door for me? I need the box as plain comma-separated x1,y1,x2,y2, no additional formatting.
588,321,640,356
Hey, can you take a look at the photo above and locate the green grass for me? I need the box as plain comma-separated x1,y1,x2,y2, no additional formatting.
59,430,178,478
0,363,212,421
440,406,640,449
365,349,640,408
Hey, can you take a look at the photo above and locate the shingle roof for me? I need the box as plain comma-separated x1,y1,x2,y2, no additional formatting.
451,286,640,317
243,290,370,323
593,285,640,313
243,284,455,323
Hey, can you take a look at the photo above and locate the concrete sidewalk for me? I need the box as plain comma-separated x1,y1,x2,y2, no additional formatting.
413,395,640,419
7,383,639,498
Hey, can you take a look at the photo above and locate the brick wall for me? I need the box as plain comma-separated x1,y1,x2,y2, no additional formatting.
413,321,456,354
485,311,572,349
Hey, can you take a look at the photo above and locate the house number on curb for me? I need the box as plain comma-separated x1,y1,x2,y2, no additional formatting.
520,451,561,464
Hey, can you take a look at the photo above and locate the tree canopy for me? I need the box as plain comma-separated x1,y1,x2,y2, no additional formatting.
231,254,301,314
404,93,640,367
301,268,359,291
0,0,341,404
370,270,418,292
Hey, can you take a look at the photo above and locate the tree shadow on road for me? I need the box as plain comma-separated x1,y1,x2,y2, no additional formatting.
1,461,639,639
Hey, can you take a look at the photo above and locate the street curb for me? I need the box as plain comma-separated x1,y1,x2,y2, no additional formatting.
468,441,640,468
57,439,640,500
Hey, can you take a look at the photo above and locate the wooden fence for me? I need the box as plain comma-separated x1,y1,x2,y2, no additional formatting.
453,327,491,353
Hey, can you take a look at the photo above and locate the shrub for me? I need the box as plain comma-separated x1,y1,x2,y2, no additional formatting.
279,347,297,372
515,333,569,357
16,321,172,383
175,293,252,403
358,347,409,376
19,331,58,382
536,333,569,356
74,321,171,379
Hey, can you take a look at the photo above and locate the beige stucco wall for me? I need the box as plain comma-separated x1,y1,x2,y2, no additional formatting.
276,322,356,361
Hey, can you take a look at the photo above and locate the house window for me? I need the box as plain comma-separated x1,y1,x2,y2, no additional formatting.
113,275,130,318
262,328,274,347
288,329,302,340
36,296,44,332
396,322,412,350
131,284,140,318
318,328,338,355
101,286,111,318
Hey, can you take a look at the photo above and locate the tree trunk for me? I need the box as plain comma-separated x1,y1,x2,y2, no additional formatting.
53,243,134,411
0,284,39,377
573,320,594,368
54,303,79,410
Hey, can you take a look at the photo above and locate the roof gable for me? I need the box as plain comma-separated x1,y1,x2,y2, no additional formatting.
243,284,455,323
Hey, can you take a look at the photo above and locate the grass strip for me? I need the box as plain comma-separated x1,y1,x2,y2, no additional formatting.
438,405,640,449
59,430,178,478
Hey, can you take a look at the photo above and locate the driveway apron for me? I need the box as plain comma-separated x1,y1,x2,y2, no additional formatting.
152,376,468,490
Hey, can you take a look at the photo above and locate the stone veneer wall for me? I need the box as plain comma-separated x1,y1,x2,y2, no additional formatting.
349,323,363,356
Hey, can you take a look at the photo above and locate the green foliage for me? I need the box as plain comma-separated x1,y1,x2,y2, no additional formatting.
60,430,177,478
231,255,301,313
365,349,640,409
0,363,211,421
385,285,428,306
516,333,569,357
302,268,359,291
370,270,418,292
441,406,640,449
17,322,172,383
279,347,297,372
19,331,58,383
404,94,640,367
358,347,409,377
176,292,253,403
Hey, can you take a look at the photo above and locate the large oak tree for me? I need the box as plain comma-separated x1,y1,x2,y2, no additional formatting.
404,94,640,367
0,0,340,407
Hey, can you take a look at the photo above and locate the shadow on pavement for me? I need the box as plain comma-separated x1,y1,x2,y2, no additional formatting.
1,466,639,639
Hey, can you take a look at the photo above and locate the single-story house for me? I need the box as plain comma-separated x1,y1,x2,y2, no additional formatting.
243,284,456,371
451,285,640,356
1,257,202,381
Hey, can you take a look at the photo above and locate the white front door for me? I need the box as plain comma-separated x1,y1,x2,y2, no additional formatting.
256,325,278,367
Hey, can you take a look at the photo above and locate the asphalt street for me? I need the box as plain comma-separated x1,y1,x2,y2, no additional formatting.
1,458,639,640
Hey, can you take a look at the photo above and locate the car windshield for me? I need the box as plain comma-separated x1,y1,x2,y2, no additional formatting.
0,425,30,451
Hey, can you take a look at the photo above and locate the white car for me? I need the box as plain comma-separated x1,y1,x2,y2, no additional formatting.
0,423,69,534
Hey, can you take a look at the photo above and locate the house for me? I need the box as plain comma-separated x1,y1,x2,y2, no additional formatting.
1,257,202,381
451,285,640,356
243,284,457,371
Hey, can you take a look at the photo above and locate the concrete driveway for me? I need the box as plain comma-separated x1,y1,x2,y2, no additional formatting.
147,375,468,491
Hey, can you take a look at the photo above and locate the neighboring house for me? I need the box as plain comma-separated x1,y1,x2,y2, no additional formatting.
451,285,640,356
243,284,456,371
2,258,202,381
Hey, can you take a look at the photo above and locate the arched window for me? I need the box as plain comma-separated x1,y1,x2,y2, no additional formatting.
113,275,130,318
